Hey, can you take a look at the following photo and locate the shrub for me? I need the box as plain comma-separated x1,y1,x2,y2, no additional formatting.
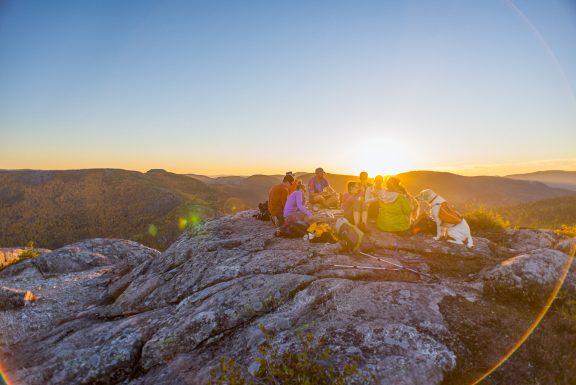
207,325,367,385
464,208,510,231
18,240,41,261
556,224,576,238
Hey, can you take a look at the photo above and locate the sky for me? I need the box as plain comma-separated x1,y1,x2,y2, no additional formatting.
1,0,575,176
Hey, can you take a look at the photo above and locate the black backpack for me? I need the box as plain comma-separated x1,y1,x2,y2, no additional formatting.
277,221,309,238
253,201,271,221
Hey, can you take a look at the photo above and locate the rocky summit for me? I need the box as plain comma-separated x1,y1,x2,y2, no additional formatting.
0,212,575,385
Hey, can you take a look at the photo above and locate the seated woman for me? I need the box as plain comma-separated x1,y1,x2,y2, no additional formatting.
283,183,313,223
341,181,369,232
376,177,414,235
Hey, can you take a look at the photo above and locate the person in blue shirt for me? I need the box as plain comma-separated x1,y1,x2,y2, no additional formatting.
308,167,338,209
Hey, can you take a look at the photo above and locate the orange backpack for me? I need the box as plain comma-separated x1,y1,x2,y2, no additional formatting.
438,202,463,225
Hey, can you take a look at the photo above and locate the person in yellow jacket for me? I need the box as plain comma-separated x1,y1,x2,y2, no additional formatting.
376,177,414,234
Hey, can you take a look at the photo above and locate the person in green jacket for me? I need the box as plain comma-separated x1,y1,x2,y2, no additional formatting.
376,177,414,234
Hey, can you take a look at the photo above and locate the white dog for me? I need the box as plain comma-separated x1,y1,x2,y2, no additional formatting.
416,189,474,248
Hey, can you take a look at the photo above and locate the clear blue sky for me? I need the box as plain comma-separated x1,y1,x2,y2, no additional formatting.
1,0,575,176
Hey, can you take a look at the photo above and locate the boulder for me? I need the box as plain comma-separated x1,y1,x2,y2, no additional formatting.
482,248,575,303
504,228,558,253
0,239,159,277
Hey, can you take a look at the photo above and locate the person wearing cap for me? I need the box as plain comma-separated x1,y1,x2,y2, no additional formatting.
308,167,338,208
268,174,295,226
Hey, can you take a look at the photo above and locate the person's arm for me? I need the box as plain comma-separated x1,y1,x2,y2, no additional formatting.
364,186,374,203
296,191,312,216
324,179,335,193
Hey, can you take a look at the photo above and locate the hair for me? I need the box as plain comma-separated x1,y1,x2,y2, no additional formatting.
359,171,368,179
374,175,384,185
347,181,358,192
283,174,295,184
386,176,407,194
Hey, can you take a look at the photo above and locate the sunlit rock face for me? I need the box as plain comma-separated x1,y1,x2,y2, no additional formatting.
0,212,574,385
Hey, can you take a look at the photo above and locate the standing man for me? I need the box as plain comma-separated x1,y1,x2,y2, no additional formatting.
268,174,294,226
308,167,338,209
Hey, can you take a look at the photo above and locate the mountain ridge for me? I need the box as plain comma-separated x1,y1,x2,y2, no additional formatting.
1,168,574,250
506,170,576,191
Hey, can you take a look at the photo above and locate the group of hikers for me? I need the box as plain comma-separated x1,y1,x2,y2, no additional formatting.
267,168,422,236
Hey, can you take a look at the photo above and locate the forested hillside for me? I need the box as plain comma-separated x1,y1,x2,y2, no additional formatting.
498,195,576,229
0,169,217,250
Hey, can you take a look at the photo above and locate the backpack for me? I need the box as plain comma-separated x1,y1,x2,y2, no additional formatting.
253,201,271,221
277,221,309,238
438,202,463,225
335,218,364,252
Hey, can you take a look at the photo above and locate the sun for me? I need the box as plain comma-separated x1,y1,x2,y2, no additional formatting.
343,139,418,177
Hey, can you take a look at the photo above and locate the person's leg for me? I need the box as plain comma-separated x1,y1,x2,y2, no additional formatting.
353,211,360,225
361,210,368,226
352,200,362,225
361,201,369,226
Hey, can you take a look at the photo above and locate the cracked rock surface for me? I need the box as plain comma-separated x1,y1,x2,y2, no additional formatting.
1,211,575,385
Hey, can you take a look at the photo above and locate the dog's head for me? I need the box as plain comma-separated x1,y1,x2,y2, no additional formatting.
416,189,436,203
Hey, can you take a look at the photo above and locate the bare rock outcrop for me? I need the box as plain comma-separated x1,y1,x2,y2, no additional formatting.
1,211,574,385
482,248,576,303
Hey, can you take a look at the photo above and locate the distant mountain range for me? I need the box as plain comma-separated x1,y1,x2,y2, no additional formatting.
506,170,576,191
188,170,575,210
1,168,574,250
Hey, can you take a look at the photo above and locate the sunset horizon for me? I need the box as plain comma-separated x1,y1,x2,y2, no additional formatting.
2,1,575,177
2,157,576,178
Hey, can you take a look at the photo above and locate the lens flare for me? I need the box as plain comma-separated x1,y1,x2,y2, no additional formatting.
470,248,575,384
0,366,10,385
187,211,201,225
147,224,158,237
223,197,246,215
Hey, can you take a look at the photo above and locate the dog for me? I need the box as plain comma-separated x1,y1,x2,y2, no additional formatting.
416,189,474,248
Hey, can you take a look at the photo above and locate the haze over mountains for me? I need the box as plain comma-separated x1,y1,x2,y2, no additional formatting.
507,170,576,191
1,168,575,250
